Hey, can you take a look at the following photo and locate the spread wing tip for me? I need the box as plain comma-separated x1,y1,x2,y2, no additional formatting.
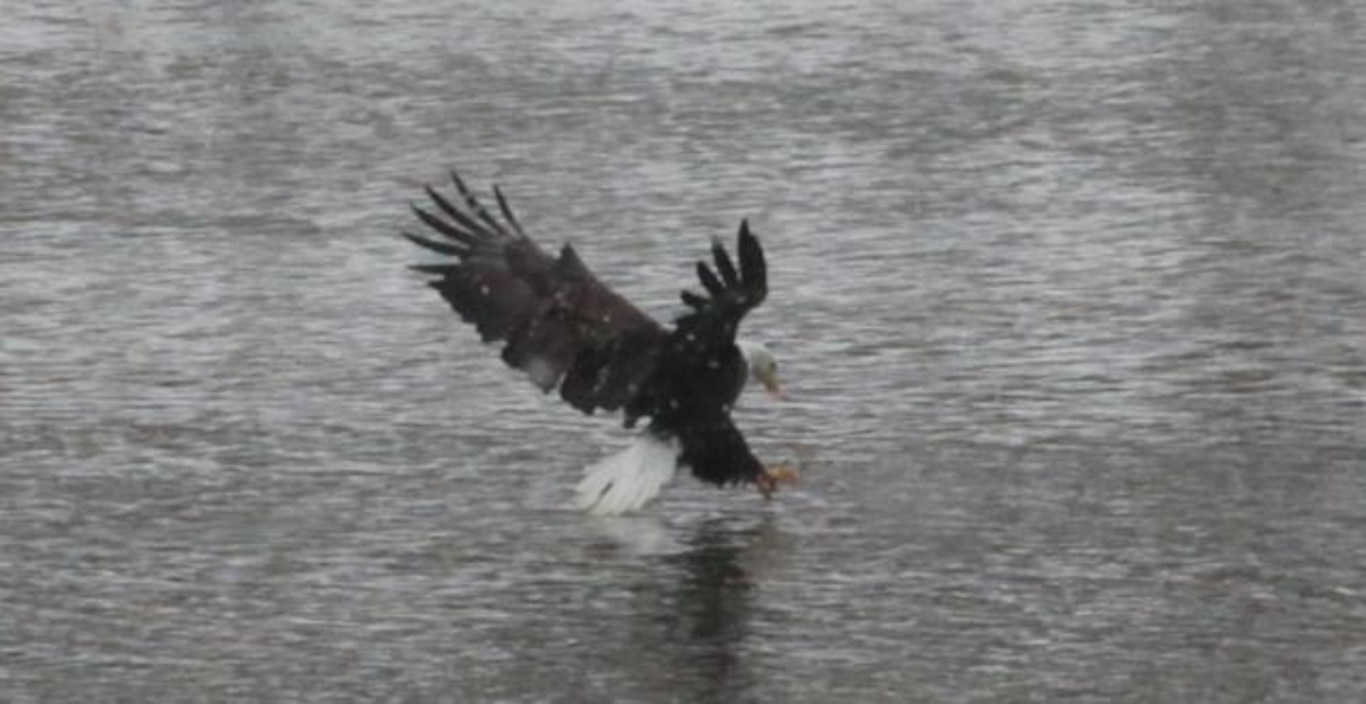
736,219,766,295
711,236,740,287
409,262,460,274
492,183,527,237
403,230,467,257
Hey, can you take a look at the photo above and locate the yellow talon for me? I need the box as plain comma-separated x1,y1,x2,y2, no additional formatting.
756,463,799,499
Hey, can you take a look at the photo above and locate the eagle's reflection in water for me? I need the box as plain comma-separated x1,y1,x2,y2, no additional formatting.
591,513,790,702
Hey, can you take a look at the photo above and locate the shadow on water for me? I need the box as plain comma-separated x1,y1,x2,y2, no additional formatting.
612,515,789,702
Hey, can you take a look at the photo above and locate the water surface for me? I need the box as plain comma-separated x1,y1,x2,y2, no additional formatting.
2,1,1364,701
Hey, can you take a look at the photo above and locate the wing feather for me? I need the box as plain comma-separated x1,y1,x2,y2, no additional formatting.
696,261,726,298
410,203,478,245
405,172,666,421
492,184,527,237
737,220,766,295
680,290,708,309
409,263,460,275
711,237,740,287
450,170,509,236
402,231,467,256
673,218,769,342
424,185,491,240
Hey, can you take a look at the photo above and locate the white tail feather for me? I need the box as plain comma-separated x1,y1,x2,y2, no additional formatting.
574,434,679,516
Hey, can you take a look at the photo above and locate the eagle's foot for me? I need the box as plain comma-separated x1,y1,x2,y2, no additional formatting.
755,464,798,499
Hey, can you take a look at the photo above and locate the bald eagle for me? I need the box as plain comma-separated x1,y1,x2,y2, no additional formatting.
403,171,795,515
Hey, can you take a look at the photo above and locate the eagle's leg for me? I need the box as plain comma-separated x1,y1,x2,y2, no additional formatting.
755,463,798,499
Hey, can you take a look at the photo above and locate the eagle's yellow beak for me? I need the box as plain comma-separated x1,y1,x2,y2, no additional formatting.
759,368,784,399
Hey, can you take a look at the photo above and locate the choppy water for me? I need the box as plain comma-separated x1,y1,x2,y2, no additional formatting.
3,1,1364,701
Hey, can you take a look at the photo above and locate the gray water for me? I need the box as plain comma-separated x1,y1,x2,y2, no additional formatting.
3,1,1364,701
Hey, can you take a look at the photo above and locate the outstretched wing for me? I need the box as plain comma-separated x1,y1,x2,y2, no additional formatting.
404,171,666,416
673,219,767,347
667,221,771,486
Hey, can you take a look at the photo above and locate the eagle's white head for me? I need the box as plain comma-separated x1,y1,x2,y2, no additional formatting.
736,340,783,399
